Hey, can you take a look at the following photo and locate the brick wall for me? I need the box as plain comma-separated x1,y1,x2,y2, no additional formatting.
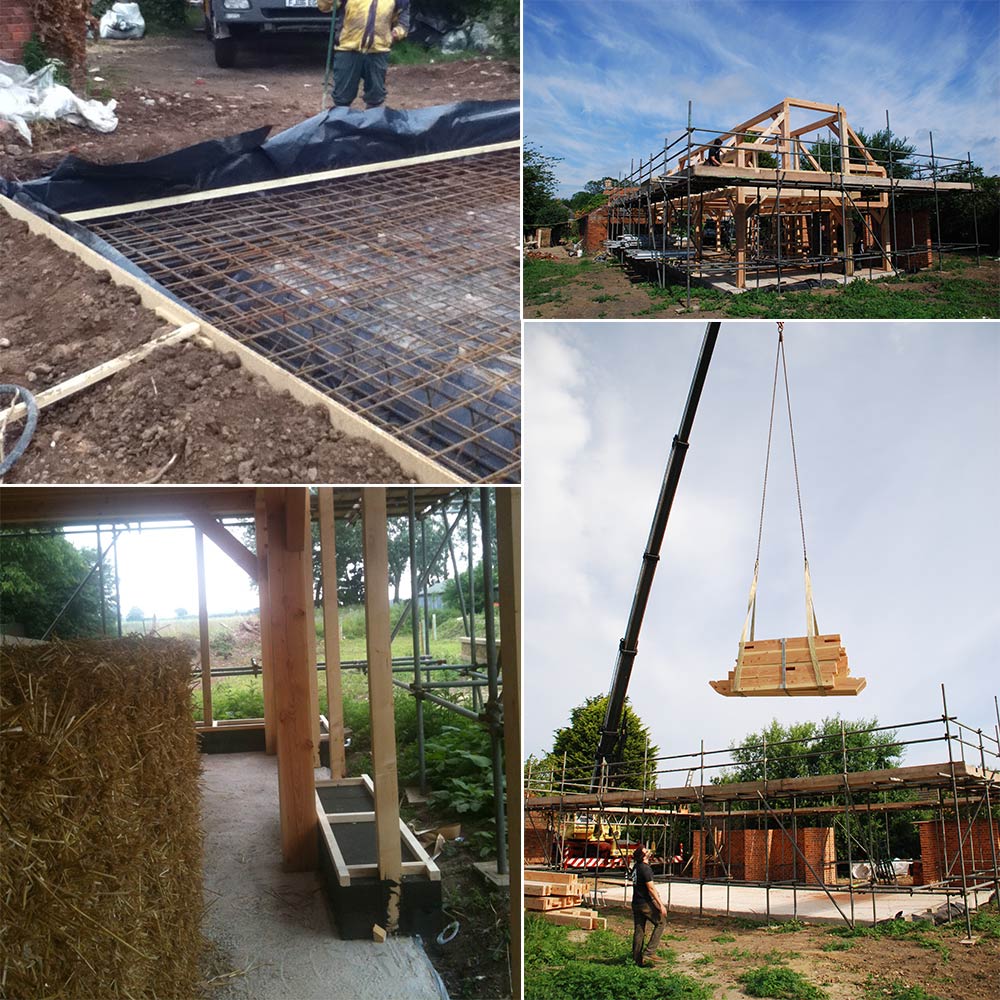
524,817,550,865
895,209,933,270
914,818,999,887
692,826,834,886
579,206,609,254
0,0,34,63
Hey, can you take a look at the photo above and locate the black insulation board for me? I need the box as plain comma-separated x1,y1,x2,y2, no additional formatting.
198,726,266,754
317,783,373,813
332,820,420,865
318,829,442,939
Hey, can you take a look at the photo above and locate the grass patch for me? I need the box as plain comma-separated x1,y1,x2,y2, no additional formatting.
389,40,477,64
768,919,807,934
711,934,736,944
969,902,1000,939
592,294,620,303
525,917,709,1000
820,939,852,952
739,966,828,1000
523,258,572,308
859,975,948,1000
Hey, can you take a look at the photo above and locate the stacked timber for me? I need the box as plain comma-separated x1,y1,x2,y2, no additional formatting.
523,871,608,930
710,634,866,697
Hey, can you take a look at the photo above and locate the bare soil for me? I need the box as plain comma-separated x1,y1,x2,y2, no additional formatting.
0,30,519,182
600,907,1000,1000
0,213,407,483
524,255,660,319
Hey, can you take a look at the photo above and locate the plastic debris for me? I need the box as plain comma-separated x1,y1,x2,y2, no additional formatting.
99,3,146,40
0,60,117,147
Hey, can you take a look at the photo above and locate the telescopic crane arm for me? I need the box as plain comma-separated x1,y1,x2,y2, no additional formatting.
590,322,721,791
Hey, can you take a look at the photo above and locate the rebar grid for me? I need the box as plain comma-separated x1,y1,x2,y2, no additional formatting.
87,150,520,482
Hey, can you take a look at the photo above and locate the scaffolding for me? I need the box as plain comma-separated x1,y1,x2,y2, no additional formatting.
526,689,1000,937
600,98,981,305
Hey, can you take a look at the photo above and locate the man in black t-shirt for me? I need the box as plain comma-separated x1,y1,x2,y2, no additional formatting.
631,843,667,966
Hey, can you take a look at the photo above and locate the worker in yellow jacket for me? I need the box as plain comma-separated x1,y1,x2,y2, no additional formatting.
316,0,410,109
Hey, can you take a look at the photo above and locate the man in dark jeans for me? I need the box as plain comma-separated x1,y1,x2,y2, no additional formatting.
631,843,667,966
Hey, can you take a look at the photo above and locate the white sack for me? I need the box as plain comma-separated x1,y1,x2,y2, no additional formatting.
0,59,117,147
100,3,146,40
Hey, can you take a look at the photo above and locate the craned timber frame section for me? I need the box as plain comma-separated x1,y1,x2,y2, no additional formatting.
0,486,521,978
602,98,979,303
526,690,1000,939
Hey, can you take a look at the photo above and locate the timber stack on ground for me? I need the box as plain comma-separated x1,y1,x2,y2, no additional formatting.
524,871,608,930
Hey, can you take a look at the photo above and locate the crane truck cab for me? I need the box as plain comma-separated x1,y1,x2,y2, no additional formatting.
203,0,332,68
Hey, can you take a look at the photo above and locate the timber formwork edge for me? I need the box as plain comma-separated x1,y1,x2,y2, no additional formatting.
0,194,461,485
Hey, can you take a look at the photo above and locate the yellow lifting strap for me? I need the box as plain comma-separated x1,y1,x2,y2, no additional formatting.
732,323,827,694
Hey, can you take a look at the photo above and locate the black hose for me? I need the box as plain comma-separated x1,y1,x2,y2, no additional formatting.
0,385,39,476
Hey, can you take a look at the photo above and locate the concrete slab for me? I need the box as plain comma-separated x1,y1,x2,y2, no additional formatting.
201,753,446,1000
584,877,991,927
473,861,510,888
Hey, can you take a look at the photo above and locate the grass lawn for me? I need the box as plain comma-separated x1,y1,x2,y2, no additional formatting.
523,254,1000,319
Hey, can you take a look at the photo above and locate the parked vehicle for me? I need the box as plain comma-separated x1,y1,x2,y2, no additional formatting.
202,0,331,68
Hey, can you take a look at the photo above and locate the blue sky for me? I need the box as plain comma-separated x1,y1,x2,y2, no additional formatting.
523,322,999,769
524,0,1000,196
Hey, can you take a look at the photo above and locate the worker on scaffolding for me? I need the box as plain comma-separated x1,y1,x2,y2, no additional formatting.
707,137,724,165
631,844,667,966
317,0,410,109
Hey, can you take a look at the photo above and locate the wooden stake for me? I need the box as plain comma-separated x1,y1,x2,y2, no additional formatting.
496,487,522,999
318,488,346,779
265,487,318,871
302,499,320,768
0,323,199,424
361,488,402,931
255,493,276,756
194,525,213,727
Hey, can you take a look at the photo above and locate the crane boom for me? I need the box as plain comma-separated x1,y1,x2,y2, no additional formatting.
591,321,721,791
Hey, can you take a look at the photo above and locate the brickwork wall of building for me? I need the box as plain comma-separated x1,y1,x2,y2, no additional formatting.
524,820,549,866
0,0,33,63
896,209,934,270
692,826,834,886
914,818,999,886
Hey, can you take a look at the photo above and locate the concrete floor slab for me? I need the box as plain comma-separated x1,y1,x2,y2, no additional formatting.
201,753,446,1000
581,876,987,927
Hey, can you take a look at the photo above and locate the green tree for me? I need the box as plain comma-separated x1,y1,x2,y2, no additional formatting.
803,128,915,177
719,715,902,783
0,531,114,639
524,142,570,228
126,606,145,622
548,695,659,791
567,178,612,214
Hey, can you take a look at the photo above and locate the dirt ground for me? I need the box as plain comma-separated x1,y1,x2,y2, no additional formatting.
0,213,407,483
592,906,1000,1000
0,29,519,182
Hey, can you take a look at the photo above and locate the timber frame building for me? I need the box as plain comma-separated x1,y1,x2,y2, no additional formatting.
591,98,980,297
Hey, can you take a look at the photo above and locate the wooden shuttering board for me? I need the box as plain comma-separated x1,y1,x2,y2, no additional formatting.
710,634,866,697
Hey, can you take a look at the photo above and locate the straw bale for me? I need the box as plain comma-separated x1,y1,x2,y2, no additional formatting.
0,637,203,1000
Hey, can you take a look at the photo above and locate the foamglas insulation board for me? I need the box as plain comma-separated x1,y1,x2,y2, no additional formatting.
317,784,372,813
